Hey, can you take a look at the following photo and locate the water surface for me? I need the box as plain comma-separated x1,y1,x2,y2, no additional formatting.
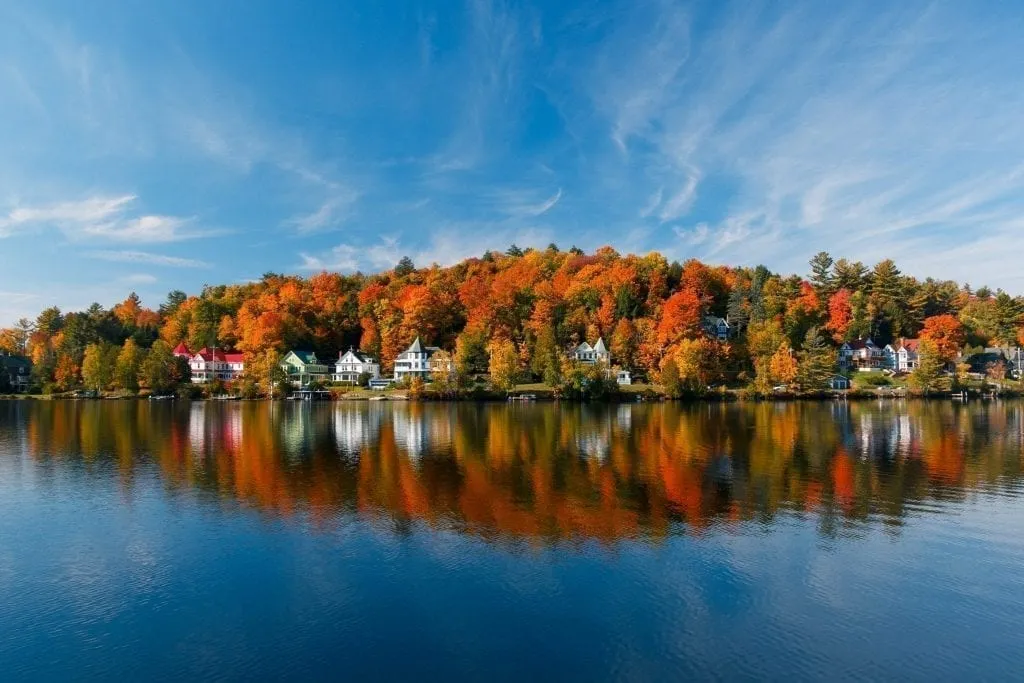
2,400,1023,681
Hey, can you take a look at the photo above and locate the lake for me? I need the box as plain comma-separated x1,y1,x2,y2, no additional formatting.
2,399,1023,681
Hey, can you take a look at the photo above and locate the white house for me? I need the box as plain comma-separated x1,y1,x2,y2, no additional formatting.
332,348,380,384
572,338,610,365
189,347,245,383
840,338,884,371
703,316,731,340
394,337,442,382
884,339,920,373
616,369,632,386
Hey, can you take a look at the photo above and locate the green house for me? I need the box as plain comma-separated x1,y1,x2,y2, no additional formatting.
280,350,329,387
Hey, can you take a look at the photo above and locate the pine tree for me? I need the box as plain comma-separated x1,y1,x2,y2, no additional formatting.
395,256,415,276
797,327,837,392
809,252,835,294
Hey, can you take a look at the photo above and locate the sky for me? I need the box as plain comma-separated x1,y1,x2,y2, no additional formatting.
2,0,1024,324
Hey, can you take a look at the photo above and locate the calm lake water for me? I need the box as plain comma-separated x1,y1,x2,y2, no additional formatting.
2,400,1023,681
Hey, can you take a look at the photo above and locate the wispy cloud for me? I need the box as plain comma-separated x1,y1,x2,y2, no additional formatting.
121,273,158,284
87,250,211,268
0,195,210,242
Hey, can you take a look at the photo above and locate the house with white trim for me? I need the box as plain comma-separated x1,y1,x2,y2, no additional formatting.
394,337,442,382
884,339,920,373
280,350,330,387
189,347,245,383
703,316,731,341
840,338,885,371
572,337,610,365
332,348,380,384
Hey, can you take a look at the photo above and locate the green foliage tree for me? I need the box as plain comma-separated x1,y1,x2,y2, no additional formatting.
140,340,178,394
455,329,489,377
910,339,945,394
530,327,561,382
809,251,834,295
660,358,682,398
115,339,144,392
81,342,116,392
488,339,520,393
797,326,837,392
395,256,415,277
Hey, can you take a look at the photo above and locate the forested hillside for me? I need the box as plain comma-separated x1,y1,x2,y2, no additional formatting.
2,246,1022,393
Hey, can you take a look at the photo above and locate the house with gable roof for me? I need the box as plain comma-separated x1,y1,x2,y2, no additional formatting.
0,352,32,392
703,316,732,341
280,350,329,387
840,338,885,371
572,337,610,365
333,348,380,384
189,347,245,383
883,339,921,373
393,336,443,382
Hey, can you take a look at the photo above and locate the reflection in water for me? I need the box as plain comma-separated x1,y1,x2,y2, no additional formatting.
4,400,1024,542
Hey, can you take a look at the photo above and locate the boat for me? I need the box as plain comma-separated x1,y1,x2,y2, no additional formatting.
149,394,175,401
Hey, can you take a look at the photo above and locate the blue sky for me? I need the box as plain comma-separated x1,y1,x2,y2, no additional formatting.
2,0,1024,324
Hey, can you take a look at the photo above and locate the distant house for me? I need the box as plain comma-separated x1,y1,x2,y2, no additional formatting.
968,348,1022,378
0,353,32,392
616,369,632,386
840,338,885,371
703,316,731,341
332,348,380,384
982,347,1023,378
172,342,192,359
280,350,330,387
829,375,851,390
189,348,245,384
572,338,610,365
884,339,920,373
393,337,442,382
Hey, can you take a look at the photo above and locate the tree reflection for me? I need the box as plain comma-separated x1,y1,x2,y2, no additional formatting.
5,400,1023,543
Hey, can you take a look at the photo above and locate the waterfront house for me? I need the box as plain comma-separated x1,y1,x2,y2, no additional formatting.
189,348,245,383
332,348,380,384
983,347,1023,378
616,369,632,386
0,353,31,392
280,350,330,387
829,374,851,390
840,338,885,371
572,338,610,365
884,339,920,373
968,348,1023,378
703,316,731,341
393,337,442,382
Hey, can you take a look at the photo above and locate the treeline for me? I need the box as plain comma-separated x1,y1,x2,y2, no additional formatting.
2,246,1022,394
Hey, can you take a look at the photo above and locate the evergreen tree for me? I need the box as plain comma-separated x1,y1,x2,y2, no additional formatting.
797,327,837,392
727,284,750,333
506,244,524,257
808,251,835,294
395,256,415,276
833,259,868,291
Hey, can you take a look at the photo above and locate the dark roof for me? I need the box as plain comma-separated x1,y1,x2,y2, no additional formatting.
290,350,320,364
0,354,31,371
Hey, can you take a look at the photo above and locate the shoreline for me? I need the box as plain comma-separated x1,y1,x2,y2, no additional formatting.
3,388,1021,403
